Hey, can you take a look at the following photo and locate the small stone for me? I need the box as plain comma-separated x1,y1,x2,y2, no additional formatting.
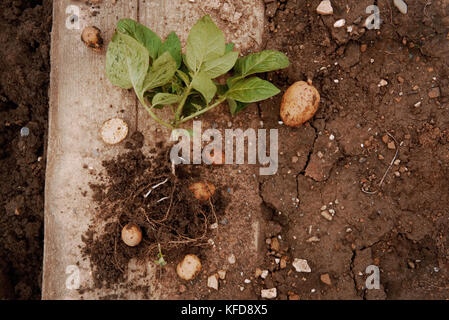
428,87,440,99
292,258,311,273
320,273,332,286
387,141,396,150
317,0,333,15
382,135,389,144
393,0,408,14
360,44,368,52
397,76,405,83
378,79,388,87
179,284,187,293
280,256,289,269
321,210,333,221
329,209,336,215
291,156,299,163
394,159,401,165
270,237,280,252
255,268,263,278
317,151,324,159
218,270,226,280
306,236,320,243
289,294,300,300
378,154,385,160
320,205,327,211
394,171,401,177
20,127,30,137
228,254,236,264
261,270,269,279
244,279,251,284
261,288,277,299
207,274,219,290
333,19,345,28
209,223,218,230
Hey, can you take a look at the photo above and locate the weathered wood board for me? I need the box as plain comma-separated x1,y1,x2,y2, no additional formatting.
44,0,264,300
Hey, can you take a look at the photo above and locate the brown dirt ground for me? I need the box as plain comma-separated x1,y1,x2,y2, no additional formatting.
2,0,449,300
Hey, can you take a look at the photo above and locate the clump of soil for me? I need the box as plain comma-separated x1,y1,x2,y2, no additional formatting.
0,0,52,300
82,140,226,289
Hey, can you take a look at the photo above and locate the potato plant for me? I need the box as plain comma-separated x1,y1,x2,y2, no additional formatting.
106,15,290,129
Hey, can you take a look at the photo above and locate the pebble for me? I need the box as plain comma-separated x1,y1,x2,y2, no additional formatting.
228,254,236,264
320,273,332,286
317,151,324,159
209,223,218,230
220,217,229,225
270,237,280,251
291,156,299,163
292,258,311,273
333,19,345,28
321,210,333,221
20,127,30,137
428,87,440,99
320,205,327,211
261,270,269,279
207,274,219,290
306,236,320,243
261,288,277,299
218,270,226,280
387,141,396,150
329,134,335,141
378,79,388,87
393,0,408,14
316,0,333,15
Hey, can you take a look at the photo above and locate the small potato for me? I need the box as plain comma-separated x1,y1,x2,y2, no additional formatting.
189,182,216,201
280,81,320,127
81,26,103,52
176,254,202,281
100,118,129,145
121,223,142,247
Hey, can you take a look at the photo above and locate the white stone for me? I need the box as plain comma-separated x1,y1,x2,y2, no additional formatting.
218,270,226,280
228,254,236,264
207,274,219,290
317,0,333,15
293,258,312,273
393,0,407,14
261,288,277,299
333,19,345,28
261,270,269,279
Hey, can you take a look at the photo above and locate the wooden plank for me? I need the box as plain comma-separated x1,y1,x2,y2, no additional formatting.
43,0,140,300
44,0,265,300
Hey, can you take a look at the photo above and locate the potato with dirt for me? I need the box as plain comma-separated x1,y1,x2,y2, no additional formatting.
280,81,320,127
121,223,142,247
189,182,216,201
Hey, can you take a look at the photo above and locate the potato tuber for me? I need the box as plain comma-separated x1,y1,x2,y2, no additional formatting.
280,81,320,127
121,223,142,247
176,254,202,281
189,182,216,201
81,26,103,52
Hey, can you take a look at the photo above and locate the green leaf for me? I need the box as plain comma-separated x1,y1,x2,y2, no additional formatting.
143,52,177,92
152,93,181,109
234,50,290,77
176,70,190,86
185,15,225,72
191,72,217,103
106,33,149,92
227,98,249,115
158,31,182,68
117,19,161,60
226,77,280,103
225,42,235,53
202,51,239,79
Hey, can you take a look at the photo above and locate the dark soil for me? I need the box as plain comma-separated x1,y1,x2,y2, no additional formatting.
81,139,227,291
0,0,52,300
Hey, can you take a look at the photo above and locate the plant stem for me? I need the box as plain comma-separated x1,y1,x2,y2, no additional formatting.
138,95,174,130
175,82,193,122
179,96,227,124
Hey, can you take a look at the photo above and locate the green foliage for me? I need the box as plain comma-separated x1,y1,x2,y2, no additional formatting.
106,16,290,129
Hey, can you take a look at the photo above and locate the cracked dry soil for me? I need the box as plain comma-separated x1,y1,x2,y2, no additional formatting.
1,0,449,300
